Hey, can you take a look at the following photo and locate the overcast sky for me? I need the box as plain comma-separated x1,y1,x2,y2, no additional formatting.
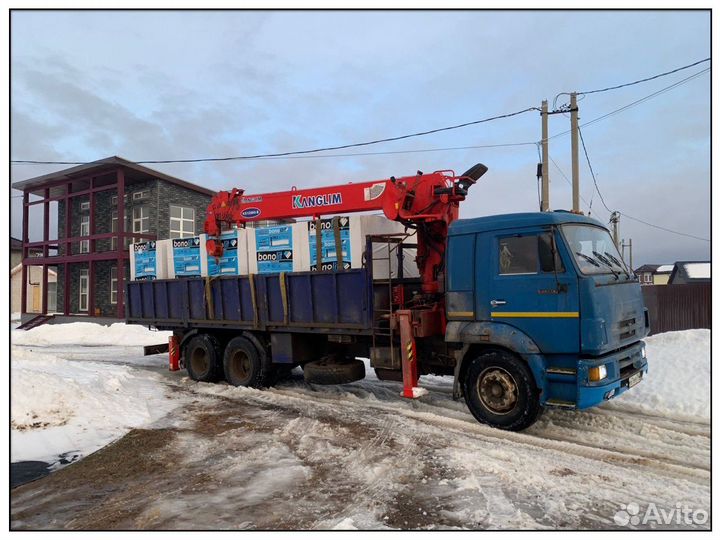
10,10,710,266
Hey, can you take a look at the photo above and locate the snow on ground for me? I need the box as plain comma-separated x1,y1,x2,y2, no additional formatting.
11,321,171,347
10,324,710,529
609,329,710,421
11,322,179,464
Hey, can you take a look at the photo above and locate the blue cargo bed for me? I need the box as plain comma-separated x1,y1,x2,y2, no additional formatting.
126,268,373,334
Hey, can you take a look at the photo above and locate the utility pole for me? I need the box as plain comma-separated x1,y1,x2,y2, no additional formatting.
570,92,580,213
610,211,620,248
541,100,550,211
621,238,633,270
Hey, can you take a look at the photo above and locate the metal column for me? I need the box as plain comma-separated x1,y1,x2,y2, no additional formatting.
42,188,50,314
116,168,126,318
20,192,29,315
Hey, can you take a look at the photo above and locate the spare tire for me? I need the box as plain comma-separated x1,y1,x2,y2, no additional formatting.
303,358,366,385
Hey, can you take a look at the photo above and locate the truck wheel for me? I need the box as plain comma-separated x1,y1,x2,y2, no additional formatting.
463,350,543,431
185,334,223,383
223,336,270,388
303,358,365,385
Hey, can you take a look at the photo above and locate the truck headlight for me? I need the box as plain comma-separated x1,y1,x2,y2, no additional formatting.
589,365,608,382
641,345,647,359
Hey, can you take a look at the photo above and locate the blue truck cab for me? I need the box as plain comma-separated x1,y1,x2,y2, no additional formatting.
445,211,649,429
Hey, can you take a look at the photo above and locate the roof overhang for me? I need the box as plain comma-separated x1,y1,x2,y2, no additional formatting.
12,156,216,197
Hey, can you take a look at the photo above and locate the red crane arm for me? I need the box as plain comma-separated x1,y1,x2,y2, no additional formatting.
204,164,488,295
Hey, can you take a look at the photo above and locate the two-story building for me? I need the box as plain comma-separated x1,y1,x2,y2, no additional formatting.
12,156,215,323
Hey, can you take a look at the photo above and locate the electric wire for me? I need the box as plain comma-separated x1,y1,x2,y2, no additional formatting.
576,125,709,243
578,126,611,214
547,67,710,142
11,107,540,165
553,57,710,108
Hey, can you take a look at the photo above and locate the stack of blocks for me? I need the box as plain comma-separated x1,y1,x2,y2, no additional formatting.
129,215,418,281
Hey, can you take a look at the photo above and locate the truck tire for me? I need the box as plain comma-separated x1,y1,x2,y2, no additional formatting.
303,358,365,385
462,350,543,431
223,336,271,388
185,334,223,383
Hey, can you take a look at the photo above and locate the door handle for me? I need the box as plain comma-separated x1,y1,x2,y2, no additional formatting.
490,299,507,307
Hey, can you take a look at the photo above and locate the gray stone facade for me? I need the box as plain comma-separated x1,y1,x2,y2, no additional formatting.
55,178,212,315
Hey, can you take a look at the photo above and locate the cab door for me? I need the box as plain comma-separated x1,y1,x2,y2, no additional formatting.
479,227,579,353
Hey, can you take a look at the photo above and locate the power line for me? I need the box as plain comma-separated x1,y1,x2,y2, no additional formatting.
11,61,710,167
577,126,611,214
11,107,539,166
9,140,539,167
548,155,597,215
576,113,709,243
619,212,710,243
547,67,710,142
554,57,710,107
580,57,709,96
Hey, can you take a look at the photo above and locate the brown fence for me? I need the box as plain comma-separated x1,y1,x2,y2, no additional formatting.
641,283,711,335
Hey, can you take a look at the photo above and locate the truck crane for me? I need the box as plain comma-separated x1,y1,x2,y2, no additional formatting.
126,163,650,431
202,164,490,400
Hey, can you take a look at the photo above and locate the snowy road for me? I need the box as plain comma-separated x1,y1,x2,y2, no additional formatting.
10,325,711,530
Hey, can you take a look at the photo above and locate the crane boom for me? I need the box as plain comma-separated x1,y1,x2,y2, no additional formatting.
204,164,488,296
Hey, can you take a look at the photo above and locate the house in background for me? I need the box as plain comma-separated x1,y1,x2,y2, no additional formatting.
12,156,215,323
669,261,711,284
652,264,674,285
11,264,57,314
634,264,659,285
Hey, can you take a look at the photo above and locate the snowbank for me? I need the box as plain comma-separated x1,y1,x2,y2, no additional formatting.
612,329,710,421
11,347,182,463
12,321,171,347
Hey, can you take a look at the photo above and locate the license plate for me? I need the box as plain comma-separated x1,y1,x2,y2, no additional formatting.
628,372,642,388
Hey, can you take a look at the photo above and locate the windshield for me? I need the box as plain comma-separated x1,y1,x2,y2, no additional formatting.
560,224,630,276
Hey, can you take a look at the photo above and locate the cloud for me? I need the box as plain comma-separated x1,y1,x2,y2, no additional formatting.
10,10,710,265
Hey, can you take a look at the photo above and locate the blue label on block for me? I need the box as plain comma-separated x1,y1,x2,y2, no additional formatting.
308,217,351,271
255,225,293,273
172,236,202,277
207,232,239,276
133,241,157,280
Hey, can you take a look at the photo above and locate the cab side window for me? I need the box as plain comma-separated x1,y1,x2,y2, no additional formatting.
499,233,564,275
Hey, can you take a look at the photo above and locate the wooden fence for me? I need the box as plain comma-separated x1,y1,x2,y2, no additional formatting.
641,283,711,336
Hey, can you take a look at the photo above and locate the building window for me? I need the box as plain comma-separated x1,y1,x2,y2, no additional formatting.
111,211,118,251
80,201,90,211
133,190,150,201
80,214,90,253
169,205,196,239
79,269,89,312
111,194,128,206
110,266,118,305
644,273,652,284
133,206,149,243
